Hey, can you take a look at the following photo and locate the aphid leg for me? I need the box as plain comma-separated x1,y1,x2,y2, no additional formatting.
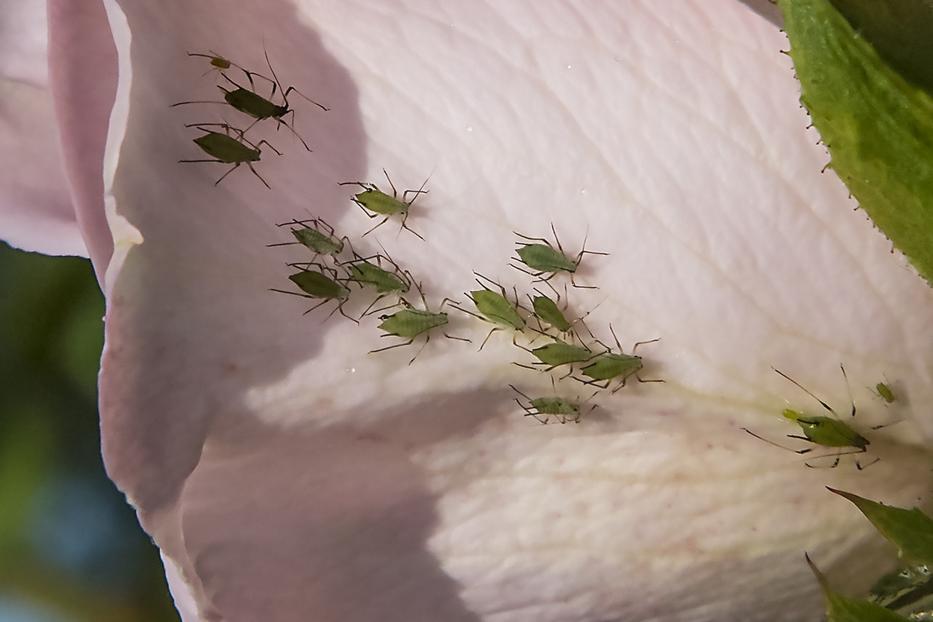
631,338,661,353
512,362,543,372
772,367,839,419
369,339,415,355
275,112,313,152
281,85,329,112
170,99,229,108
514,231,553,245
741,428,813,454
362,217,390,237
803,447,867,469
839,364,856,418
399,211,426,241
382,169,400,198
403,176,431,207
448,301,486,322
268,288,312,299
408,334,430,365
359,294,388,318
870,419,903,431
569,273,597,290
509,261,542,278
478,327,501,351
246,163,271,190
178,158,225,164
856,457,881,470
635,374,665,384
302,297,335,316
549,222,568,257
216,163,244,186
575,231,610,261
443,333,471,343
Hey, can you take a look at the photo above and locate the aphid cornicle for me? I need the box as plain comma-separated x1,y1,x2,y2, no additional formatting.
339,170,428,240
510,383,596,424
179,122,281,189
173,50,328,151
450,272,526,350
268,263,357,323
573,325,662,393
339,250,414,317
370,282,469,365
267,218,349,259
742,366,895,470
511,223,608,289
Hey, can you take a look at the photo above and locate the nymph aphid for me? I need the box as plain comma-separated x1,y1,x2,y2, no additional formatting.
267,217,349,259
450,272,526,350
179,122,281,189
528,285,595,343
339,170,428,240
269,263,356,323
339,250,414,317
511,223,608,289
510,381,597,424
573,325,662,393
371,282,469,365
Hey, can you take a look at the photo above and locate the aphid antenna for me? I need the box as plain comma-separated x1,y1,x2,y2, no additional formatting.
513,230,553,246
264,48,330,112
478,327,502,351
448,299,486,321
772,367,843,420
740,427,812,454
574,230,610,262
397,215,426,241
631,338,661,354
509,384,532,401
803,447,872,470
323,299,360,325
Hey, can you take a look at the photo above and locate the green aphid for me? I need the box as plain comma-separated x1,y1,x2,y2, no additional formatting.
514,338,599,379
510,384,595,425
267,217,348,258
269,263,356,323
339,169,428,240
173,50,328,151
574,326,662,393
873,381,896,404
339,251,413,317
179,123,281,189
186,50,253,77
528,285,595,342
371,282,469,364
742,366,892,470
451,272,526,350
511,223,608,289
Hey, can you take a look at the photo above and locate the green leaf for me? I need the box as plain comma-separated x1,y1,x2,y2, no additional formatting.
829,488,933,565
778,0,933,284
807,554,912,621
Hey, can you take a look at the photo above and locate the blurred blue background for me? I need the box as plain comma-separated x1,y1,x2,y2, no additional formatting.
0,242,177,621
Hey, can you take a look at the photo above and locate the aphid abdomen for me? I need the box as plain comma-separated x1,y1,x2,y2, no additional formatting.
289,271,348,299
291,228,342,255
379,309,447,339
532,342,593,367
471,290,524,329
531,397,578,417
356,190,407,215
193,133,260,162
797,416,868,449
225,88,286,119
581,353,642,381
517,244,576,273
532,296,571,332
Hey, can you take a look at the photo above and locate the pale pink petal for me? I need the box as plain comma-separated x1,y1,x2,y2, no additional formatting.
47,0,118,274
0,0,84,256
99,2,933,621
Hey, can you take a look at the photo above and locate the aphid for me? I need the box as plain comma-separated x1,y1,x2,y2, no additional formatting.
179,122,281,189
872,380,896,404
186,50,259,80
514,338,601,379
269,263,357,323
173,50,328,151
741,366,893,469
574,325,662,393
450,272,526,350
338,170,428,240
511,223,608,289
339,250,414,317
510,382,596,424
267,217,350,259
528,285,595,342
370,282,469,365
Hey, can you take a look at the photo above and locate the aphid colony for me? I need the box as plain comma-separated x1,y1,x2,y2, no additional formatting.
176,50,901,462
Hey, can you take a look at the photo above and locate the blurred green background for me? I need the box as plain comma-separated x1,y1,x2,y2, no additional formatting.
0,242,177,622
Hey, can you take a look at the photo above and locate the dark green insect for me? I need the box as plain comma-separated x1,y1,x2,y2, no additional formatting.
173,50,328,151
267,217,349,259
510,383,596,424
179,123,281,189
574,326,662,393
528,285,595,342
339,250,413,317
511,223,608,289
269,263,357,323
370,282,469,364
873,380,896,404
339,169,428,240
450,272,526,350
514,338,600,379
741,366,893,469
